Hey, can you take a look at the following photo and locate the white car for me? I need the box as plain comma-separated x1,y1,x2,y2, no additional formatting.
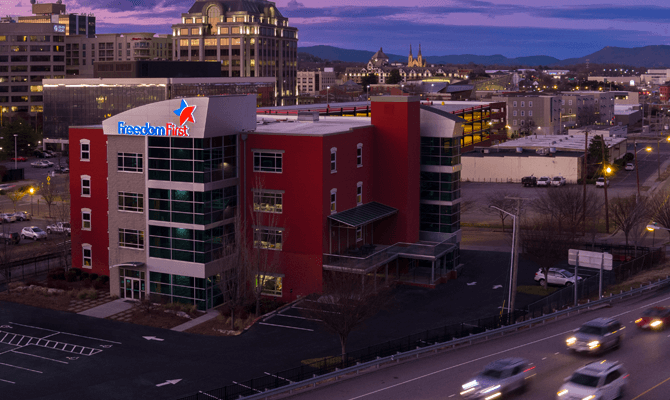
21,226,47,241
556,360,627,400
624,163,635,171
31,160,52,168
595,177,608,188
534,268,582,286
460,358,534,398
13,211,31,221
551,176,566,187
537,176,551,186
1,213,17,223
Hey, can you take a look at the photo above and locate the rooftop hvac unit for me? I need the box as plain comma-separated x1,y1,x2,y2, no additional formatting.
550,147,557,153
297,111,319,122
516,147,523,153
483,148,490,154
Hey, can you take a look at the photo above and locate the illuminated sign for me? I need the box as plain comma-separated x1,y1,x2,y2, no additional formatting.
117,100,196,137
53,25,66,33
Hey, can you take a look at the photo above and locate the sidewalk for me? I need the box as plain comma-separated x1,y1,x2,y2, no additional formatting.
171,309,219,332
78,298,134,318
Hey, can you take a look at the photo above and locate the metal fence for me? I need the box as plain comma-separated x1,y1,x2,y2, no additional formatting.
176,245,663,400
0,250,70,285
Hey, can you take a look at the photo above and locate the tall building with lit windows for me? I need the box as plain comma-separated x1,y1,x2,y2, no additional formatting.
171,0,298,105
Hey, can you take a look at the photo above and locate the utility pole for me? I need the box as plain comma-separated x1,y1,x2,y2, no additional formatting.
600,137,610,233
503,195,531,321
634,140,640,201
582,129,589,236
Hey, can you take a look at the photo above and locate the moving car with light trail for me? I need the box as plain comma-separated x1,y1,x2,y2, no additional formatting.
566,317,624,354
460,357,535,399
556,360,627,400
635,306,670,330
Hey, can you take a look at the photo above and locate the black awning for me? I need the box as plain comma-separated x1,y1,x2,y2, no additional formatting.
328,202,397,227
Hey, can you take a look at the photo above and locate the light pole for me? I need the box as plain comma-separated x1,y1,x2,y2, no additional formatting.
646,143,662,181
647,223,670,247
13,134,17,169
29,187,34,216
634,140,640,201
366,85,370,101
326,86,330,109
600,137,610,233
489,205,517,317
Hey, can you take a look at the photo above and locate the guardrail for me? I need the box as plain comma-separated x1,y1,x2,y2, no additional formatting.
177,275,670,400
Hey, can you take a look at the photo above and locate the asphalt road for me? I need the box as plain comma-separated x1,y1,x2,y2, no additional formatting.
284,287,670,400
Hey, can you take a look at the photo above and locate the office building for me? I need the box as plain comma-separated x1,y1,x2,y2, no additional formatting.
297,68,336,96
171,0,298,106
69,95,463,309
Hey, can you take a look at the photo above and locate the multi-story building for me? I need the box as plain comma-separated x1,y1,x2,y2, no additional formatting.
69,95,463,309
297,68,336,96
43,77,276,150
0,1,92,125
641,69,670,86
171,0,298,106
491,94,562,135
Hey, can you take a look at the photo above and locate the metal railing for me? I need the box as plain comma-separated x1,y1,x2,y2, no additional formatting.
0,249,71,285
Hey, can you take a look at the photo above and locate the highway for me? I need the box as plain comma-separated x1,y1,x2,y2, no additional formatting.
286,288,670,400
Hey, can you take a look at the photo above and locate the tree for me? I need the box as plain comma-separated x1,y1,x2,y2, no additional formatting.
360,73,378,88
648,190,670,240
0,116,40,158
0,222,17,293
588,135,609,167
300,270,391,357
532,185,603,237
44,175,71,271
40,178,58,218
386,69,403,85
518,119,536,136
6,189,26,213
521,216,581,290
482,189,522,232
609,195,649,247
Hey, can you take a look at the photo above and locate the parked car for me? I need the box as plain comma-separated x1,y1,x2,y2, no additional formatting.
595,177,608,188
460,358,535,399
31,160,49,168
551,176,566,187
46,222,71,236
13,211,31,221
21,226,47,241
0,183,15,195
565,317,624,354
1,213,17,223
10,156,27,162
635,306,670,330
0,231,20,245
521,175,537,187
534,268,582,286
537,176,551,186
556,360,627,400
54,165,69,174
625,163,635,171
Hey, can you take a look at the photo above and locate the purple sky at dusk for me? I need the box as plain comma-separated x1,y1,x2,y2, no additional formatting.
4,0,670,59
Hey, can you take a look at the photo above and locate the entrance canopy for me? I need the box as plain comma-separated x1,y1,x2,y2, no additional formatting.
328,201,397,227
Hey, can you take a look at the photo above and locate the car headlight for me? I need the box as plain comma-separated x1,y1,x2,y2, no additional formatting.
588,340,600,349
582,395,596,400
557,389,568,396
480,385,500,394
484,393,501,400
462,380,478,390
650,320,663,328
635,318,643,324
566,337,577,345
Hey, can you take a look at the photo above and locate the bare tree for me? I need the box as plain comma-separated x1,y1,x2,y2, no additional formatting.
44,176,71,271
300,270,391,357
0,222,17,292
521,216,581,290
532,185,603,236
6,189,26,213
40,178,58,218
647,190,670,240
609,194,649,247
482,189,522,232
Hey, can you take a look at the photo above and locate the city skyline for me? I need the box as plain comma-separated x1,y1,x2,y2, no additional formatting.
5,0,670,59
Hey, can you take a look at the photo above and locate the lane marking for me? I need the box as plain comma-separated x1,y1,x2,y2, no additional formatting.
0,378,15,384
0,362,42,373
275,314,322,322
264,372,293,383
8,322,57,333
345,295,670,400
631,375,670,400
542,357,547,360
9,322,121,344
11,350,68,364
41,333,58,339
257,322,314,332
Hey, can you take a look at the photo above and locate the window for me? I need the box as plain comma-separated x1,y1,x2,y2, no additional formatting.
253,227,283,250
253,150,283,173
529,110,533,116
605,370,621,385
513,120,517,126
82,209,91,230
330,147,337,173
513,110,517,117
357,143,363,167
256,274,283,296
569,100,573,105
253,190,283,213
356,226,362,242
528,101,533,107
562,99,566,105
520,120,525,125
118,192,144,212
512,101,517,107
520,101,525,107
330,188,337,214
81,175,91,197
80,139,90,161
520,111,525,117
119,228,145,249
117,152,143,172
356,182,363,206
82,244,92,268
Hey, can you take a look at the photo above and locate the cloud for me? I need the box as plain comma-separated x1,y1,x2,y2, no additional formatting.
286,0,305,9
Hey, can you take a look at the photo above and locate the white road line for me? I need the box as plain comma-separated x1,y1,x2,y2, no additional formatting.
264,372,293,382
292,305,341,314
9,322,122,344
0,346,23,356
257,322,314,332
345,296,670,400
542,357,547,360
11,350,68,364
0,362,42,374
0,378,15,384
40,333,59,339
8,322,57,333
232,381,262,392
275,314,322,322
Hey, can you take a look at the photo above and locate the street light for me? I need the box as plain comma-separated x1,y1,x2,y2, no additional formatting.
13,134,17,170
646,223,670,247
366,85,370,100
489,205,517,317
326,86,330,109
29,187,34,216
600,137,610,233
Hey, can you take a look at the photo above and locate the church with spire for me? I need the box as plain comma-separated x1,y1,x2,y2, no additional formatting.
408,44,426,68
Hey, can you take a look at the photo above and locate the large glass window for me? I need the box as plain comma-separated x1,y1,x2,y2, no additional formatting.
119,228,145,249
420,137,461,166
256,274,283,296
420,171,461,202
420,203,460,233
253,151,283,173
82,244,92,268
148,136,236,183
253,190,282,213
149,223,235,263
118,152,143,173
149,187,237,225
253,227,283,250
82,209,91,230
118,192,143,213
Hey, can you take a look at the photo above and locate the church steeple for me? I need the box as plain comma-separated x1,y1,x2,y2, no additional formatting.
418,43,422,58
408,44,414,66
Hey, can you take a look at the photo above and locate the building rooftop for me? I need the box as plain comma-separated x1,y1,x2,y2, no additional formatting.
254,115,372,136
492,134,627,151
462,148,582,158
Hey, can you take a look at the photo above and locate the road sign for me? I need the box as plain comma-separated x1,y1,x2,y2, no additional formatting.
568,249,613,270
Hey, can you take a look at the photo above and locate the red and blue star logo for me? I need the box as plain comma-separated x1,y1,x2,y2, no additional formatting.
173,99,196,127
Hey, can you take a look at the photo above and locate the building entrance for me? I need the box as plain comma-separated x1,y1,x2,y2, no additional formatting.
123,277,145,300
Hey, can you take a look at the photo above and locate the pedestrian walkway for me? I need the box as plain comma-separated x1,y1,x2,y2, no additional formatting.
78,298,134,318
67,290,114,313
171,309,219,332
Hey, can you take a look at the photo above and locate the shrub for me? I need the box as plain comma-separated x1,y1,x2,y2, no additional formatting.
76,288,98,300
81,272,89,280
65,270,78,282
46,280,68,290
96,275,109,284
135,299,160,316
90,273,99,281
92,280,106,290
71,268,82,276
